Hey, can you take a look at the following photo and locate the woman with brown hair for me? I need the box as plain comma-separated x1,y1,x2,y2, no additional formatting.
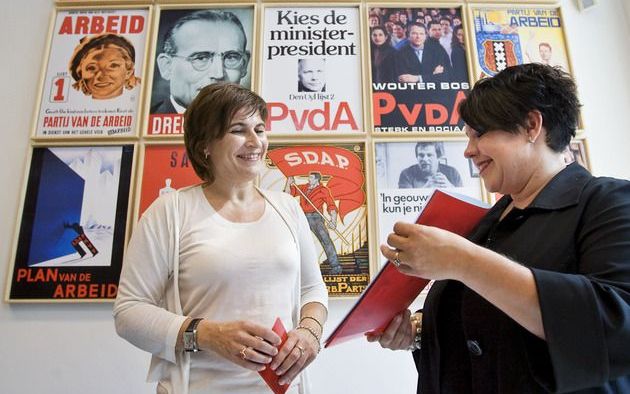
114,83,327,394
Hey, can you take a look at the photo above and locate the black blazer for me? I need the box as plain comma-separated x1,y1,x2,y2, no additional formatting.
416,163,630,393
394,38,452,83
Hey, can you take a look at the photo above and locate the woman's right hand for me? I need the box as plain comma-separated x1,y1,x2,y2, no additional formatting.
198,320,282,371
365,310,415,350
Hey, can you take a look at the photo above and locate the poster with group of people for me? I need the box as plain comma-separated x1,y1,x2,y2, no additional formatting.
368,6,470,133
9,3,586,301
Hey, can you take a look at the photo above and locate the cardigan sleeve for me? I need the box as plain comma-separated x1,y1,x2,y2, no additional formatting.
113,193,188,364
530,178,630,391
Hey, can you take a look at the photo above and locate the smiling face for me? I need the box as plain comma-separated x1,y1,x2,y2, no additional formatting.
464,126,532,194
371,28,387,46
205,109,267,184
79,45,132,99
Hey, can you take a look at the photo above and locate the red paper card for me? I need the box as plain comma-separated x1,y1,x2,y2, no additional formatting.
324,189,489,348
259,318,289,394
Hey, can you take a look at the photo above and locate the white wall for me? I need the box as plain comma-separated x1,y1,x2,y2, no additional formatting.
1,1,629,393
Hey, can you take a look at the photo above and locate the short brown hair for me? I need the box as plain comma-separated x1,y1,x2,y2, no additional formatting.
184,83,267,183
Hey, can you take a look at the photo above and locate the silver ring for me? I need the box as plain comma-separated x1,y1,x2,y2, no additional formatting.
295,344,305,358
393,251,401,268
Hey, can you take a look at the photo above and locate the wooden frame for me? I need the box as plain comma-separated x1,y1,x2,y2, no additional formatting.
31,5,152,141
259,3,365,136
5,142,137,302
366,3,472,136
370,136,488,267
260,138,371,297
142,3,258,137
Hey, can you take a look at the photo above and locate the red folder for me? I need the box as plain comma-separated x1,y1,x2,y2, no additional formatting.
324,189,490,348
259,318,290,394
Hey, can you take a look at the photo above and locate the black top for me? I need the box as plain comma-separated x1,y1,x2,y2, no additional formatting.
416,163,630,393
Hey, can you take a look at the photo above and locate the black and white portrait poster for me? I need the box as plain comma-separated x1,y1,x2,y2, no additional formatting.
261,6,363,134
368,7,470,133
148,6,254,135
374,140,483,265
36,8,149,138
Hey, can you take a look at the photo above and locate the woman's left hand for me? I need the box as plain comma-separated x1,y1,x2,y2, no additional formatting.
269,326,320,385
381,221,477,281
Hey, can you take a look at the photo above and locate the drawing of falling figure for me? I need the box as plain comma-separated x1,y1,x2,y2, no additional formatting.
64,222,98,258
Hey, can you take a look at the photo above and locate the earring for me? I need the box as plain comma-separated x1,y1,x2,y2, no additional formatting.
203,150,209,159
528,137,536,144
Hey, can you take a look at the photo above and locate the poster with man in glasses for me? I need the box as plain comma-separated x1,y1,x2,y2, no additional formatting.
148,7,254,135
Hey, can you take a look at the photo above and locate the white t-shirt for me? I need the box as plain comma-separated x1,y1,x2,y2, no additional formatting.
179,187,301,393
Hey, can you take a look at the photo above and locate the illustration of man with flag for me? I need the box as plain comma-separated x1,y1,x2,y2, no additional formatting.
267,145,367,279
285,172,342,274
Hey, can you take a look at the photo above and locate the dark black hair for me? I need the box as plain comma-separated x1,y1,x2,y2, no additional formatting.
459,63,581,152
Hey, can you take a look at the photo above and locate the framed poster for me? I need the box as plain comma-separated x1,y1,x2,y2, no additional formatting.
34,8,149,139
563,138,591,171
261,6,363,135
374,139,485,266
368,6,470,134
260,142,370,297
5,145,134,302
146,5,255,136
469,4,571,78
136,144,202,219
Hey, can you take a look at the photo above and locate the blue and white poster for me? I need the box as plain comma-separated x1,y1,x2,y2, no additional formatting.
7,145,133,301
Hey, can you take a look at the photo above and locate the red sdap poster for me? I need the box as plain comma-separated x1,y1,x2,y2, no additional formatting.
138,145,202,216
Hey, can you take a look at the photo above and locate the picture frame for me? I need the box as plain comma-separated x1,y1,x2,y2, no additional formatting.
5,143,136,302
143,3,257,137
260,140,371,297
32,6,151,140
260,4,365,136
366,4,471,135
372,137,486,267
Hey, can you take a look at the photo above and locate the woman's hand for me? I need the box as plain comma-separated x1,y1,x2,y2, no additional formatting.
381,221,477,281
366,310,415,350
198,320,281,371
270,325,320,385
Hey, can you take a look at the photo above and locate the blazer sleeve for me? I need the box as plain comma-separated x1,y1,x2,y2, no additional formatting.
529,178,630,391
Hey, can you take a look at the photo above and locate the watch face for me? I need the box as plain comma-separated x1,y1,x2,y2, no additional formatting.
183,332,194,350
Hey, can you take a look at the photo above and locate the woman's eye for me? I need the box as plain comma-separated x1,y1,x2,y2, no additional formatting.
255,128,265,134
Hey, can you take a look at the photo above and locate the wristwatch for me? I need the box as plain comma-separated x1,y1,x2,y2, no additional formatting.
183,318,203,352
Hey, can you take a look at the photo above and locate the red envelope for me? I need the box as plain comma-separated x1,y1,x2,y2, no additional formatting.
259,318,289,394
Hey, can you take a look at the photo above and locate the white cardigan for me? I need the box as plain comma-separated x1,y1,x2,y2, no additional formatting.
113,186,328,394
